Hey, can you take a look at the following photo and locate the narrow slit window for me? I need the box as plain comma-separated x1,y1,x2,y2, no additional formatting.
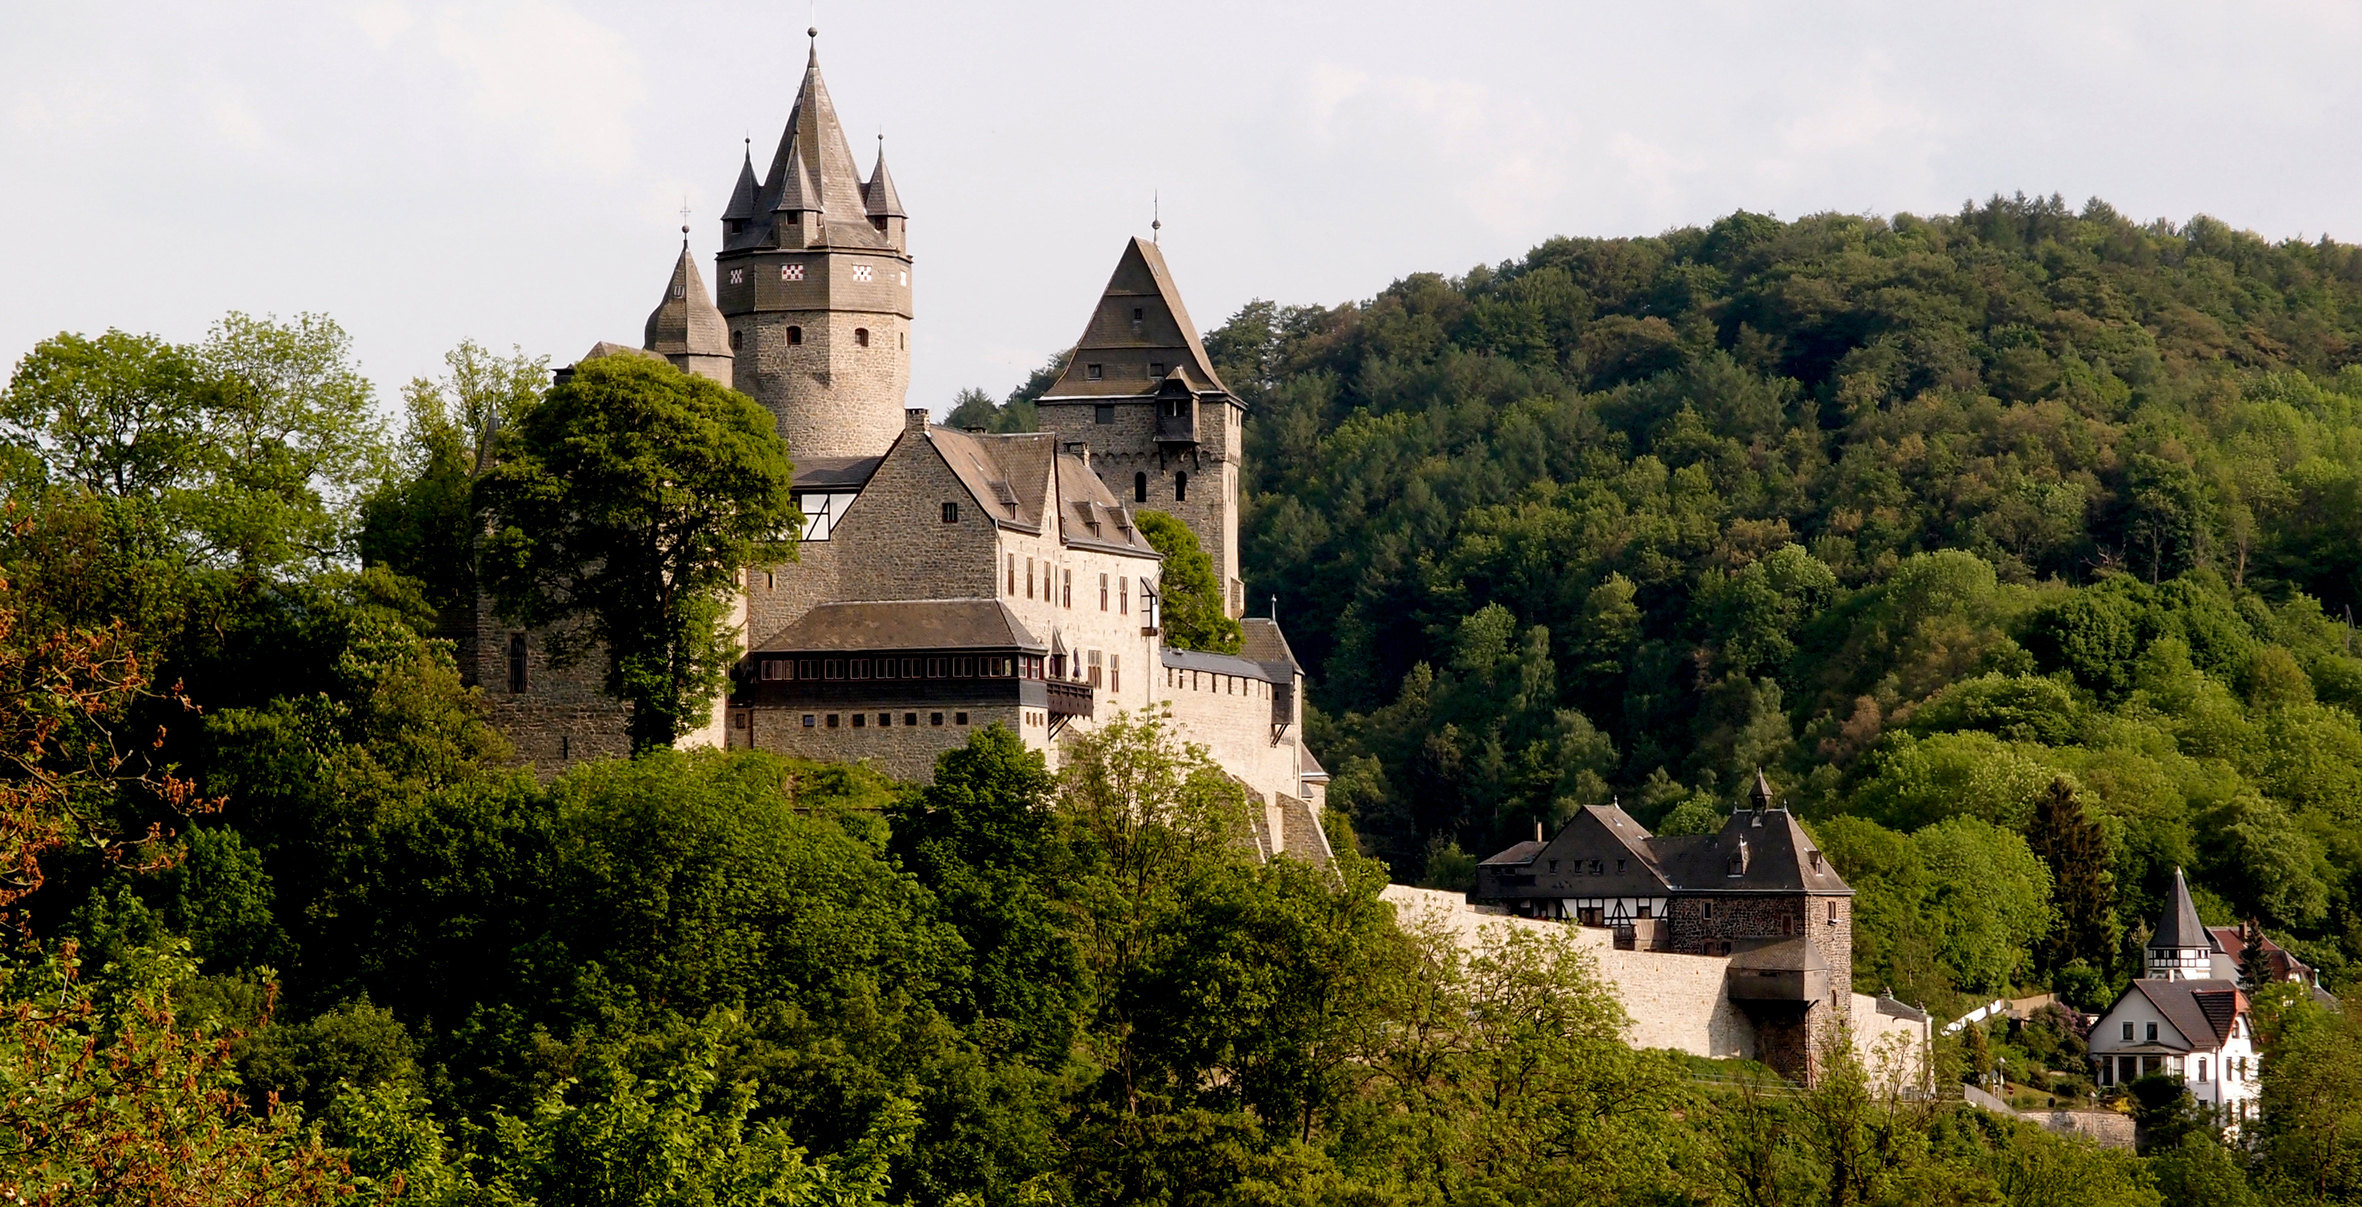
1175,471,1188,501
1134,472,1147,502
507,634,528,693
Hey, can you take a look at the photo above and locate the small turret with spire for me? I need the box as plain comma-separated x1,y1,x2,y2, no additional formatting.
644,225,733,386
2145,867,2215,981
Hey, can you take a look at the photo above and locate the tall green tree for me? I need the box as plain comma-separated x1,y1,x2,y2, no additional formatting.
361,339,548,613
2027,777,2119,980
1136,510,1240,654
474,355,797,750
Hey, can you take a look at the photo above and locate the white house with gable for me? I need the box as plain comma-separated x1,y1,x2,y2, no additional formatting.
2087,868,2263,1128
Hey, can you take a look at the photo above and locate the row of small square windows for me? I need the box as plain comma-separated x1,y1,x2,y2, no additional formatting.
785,711,963,729
727,327,902,350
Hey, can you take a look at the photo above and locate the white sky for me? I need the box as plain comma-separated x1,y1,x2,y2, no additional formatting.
6,1,2360,420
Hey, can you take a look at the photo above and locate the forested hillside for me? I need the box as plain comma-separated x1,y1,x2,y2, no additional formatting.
1193,194,2362,1009
8,197,2362,1205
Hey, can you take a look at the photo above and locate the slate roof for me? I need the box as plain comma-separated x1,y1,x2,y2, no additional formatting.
1053,452,1156,556
2113,979,2246,1052
1299,746,1329,783
1651,808,1852,894
864,143,904,217
2207,924,2318,987
753,600,1046,654
918,428,1157,556
792,455,883,491
1472,798,1852,902
1240,618,1302,678
1039,238,1234,402
2153,867,2211,950
643,240,732,359
725,38,896,253
927,428,1052,531
1162,647,1288,684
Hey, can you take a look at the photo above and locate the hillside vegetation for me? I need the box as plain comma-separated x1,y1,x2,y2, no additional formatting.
1199,195,2362,1008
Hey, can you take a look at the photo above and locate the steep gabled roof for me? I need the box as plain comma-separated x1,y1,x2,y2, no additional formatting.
2117,979,2245,1052
1650,808,1851,894
643,240,731,359
1039,237,1233,401
926,428,1050,530
2153,867,2211,950
1053,453,1156,557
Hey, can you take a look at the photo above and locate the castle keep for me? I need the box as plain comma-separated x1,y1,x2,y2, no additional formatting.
469,32,1330,862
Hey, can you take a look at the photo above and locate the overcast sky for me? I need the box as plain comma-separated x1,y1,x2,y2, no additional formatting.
6,1,2360,418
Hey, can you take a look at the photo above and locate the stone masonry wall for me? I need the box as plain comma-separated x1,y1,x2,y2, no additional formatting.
1383,887,1927,1084
1159,662,1299,811
720,244,913,463
745,702,1022,781
744,419,998,650
1039,398,1244,615
465,596,631,775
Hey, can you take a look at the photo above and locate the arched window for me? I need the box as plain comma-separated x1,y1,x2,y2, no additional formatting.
1133,472,1147,502
786,325,803,345
730,329,743,350
855,327,870,347
1175,471,1188,502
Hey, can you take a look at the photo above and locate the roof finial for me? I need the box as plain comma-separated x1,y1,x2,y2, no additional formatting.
679,197,692,238
1152,190,1161,244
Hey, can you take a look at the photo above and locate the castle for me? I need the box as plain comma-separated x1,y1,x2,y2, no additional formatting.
466,32,1332,863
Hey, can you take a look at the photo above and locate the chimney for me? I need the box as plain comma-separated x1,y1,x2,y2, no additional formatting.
1064,440,1091,470
1534,820,1543,843
905,407,929,432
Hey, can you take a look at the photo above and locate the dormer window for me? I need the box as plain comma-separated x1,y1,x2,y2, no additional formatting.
1087,363,1104,381
1809,850,1824,873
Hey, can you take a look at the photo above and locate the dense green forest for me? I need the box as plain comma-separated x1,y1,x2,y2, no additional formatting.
1193,195,2362,1016
4,196,2362,1204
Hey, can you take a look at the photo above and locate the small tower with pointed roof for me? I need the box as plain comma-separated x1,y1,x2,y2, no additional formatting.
1036,237,1249,617
2147,867,2217,981
714,28,913,460
644,230,734,386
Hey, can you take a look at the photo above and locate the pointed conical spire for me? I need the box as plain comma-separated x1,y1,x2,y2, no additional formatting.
721,140,759,223
865,137,905,218
773,142,818,214
645,235,732,375
1750,769,1775,811
744,26,887,249
2152,866,2208,950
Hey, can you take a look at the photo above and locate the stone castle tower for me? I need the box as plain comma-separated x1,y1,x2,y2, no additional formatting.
715,31,912,461
1035,239,1247,617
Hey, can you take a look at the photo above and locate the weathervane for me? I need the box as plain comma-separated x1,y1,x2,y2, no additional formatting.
1152,191,1161,243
